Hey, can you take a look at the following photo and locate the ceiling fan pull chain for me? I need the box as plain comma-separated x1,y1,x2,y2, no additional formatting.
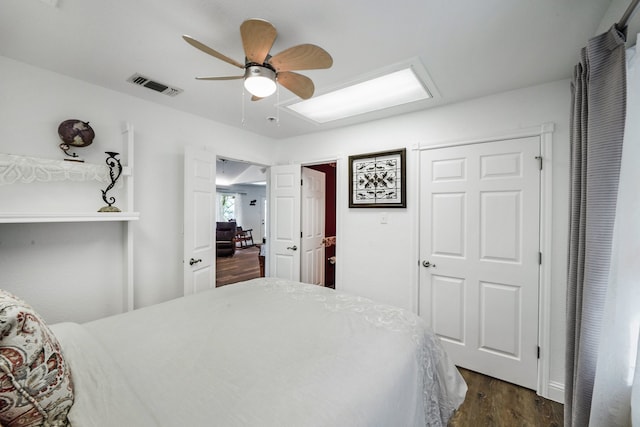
241,85,246,127
276,84,280,126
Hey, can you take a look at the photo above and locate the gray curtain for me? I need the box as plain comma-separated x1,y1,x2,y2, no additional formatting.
566,26,626,427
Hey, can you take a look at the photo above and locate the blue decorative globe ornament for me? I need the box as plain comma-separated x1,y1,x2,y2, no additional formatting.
57,119,95,162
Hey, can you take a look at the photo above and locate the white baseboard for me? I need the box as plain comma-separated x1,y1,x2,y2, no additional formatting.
546,381,565,403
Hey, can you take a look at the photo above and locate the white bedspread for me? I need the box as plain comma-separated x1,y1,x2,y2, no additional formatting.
53,278,466,426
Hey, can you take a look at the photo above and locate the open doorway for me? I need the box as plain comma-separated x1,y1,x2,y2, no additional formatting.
268,162,337,287
305,163,337,289
215,157,267,287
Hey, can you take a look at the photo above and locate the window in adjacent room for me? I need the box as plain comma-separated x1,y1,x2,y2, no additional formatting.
218,193,236,222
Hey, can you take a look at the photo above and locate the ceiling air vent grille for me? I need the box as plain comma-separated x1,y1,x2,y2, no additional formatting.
127,73,183,97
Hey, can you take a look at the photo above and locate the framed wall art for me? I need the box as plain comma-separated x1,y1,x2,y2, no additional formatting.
349,148,406,208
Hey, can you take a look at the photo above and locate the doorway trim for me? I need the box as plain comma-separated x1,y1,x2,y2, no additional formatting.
213,154,270,286
414,122,557,400
272,157,342,287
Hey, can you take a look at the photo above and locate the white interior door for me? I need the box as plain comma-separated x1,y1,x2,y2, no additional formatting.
183,147,216,295
269,164,301,281
301,167,325,285
419,136,540,389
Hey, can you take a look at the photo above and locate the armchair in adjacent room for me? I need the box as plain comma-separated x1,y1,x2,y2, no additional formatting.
216,221,237,257
235,226,255,248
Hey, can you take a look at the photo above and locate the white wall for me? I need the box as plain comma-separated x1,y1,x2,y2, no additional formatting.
274,79,571,397
0,55,275,323
0,53,570,397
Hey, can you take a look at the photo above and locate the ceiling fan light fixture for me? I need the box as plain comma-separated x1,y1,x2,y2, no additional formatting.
244,66,277,98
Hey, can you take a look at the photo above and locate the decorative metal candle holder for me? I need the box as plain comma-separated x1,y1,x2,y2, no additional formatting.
98,151,123,212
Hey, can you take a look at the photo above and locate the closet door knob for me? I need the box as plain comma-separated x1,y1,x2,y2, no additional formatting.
422,260,436,268
287,245,298,251
189,258,202,266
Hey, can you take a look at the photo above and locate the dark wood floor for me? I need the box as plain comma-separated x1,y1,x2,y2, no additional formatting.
449,368,563,427
216,245,261,287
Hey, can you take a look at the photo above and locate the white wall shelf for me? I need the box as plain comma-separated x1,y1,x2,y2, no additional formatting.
0,123,138,313
0,212,139,223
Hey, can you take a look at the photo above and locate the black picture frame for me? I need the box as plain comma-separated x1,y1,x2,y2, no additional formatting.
349,148,406,208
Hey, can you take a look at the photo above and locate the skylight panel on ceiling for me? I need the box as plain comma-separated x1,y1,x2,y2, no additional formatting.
284,62,436,124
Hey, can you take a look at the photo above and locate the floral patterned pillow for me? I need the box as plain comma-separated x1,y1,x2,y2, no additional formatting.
0,290,73,427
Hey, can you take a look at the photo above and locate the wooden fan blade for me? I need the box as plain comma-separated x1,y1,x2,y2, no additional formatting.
183,35,244,69
270,44,333,72
195,76,244,81
277,71,315,99
240,19,277,64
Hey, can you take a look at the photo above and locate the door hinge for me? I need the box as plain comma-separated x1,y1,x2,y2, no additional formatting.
535,156,543,170
301,179,303,186
539,252,542,265
537,346,541,359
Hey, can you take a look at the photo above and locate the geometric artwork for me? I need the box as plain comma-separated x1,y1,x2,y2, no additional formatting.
349,148,406,208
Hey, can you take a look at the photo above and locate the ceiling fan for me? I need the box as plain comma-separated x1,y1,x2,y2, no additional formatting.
183,19,333,100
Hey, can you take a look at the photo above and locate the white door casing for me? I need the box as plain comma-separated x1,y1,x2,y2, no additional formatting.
183,147,216,295
301,167,326,285
260,197,267,243
419,136,540,389
269,164,301,281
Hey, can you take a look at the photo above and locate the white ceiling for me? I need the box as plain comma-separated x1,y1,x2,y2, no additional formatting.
0,0,617,139
216,158,266,186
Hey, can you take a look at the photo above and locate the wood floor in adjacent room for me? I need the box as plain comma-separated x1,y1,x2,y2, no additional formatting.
448,368,563,427
216,245,261,287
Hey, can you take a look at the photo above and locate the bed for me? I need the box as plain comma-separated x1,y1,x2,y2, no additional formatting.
0,278,467,427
